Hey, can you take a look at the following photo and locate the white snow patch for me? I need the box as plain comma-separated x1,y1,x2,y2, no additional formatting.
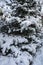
33,47,43,65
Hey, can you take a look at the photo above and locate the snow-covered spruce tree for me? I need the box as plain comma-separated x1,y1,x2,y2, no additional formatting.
11,0,41,36
0,0,42,65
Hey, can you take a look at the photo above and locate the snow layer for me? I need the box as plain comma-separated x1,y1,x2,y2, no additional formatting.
0,52,32,65
33,47,43,65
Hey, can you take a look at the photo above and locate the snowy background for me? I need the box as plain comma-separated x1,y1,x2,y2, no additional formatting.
0,0,43,65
